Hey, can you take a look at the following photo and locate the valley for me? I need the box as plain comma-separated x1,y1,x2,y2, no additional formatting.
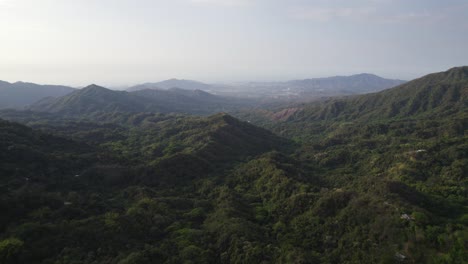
0,67,466,263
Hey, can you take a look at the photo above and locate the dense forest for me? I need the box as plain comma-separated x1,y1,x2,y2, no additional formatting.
0,67,467,263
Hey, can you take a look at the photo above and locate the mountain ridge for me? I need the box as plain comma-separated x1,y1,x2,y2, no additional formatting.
29,84,166,116
215,73,406,99
0,67,466,263
288,67,467,122
0,81,75,109
127,79,213,92
28,84,256,117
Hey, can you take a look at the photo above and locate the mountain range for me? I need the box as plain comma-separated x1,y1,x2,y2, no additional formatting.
26,84,257,118
0,81,75,109
215,73,406,99
0,66,466,263
0,73,405,111
126,74,405,99
126,79,214,92
291,66,467,122
287,73,405,95
236,66,466,123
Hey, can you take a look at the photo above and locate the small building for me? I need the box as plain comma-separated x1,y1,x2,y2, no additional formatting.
400,213,413,221
395,252,407,261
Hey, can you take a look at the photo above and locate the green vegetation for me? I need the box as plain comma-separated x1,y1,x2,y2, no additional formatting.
29,84,255,117
0,81,75,109
0,67,467,263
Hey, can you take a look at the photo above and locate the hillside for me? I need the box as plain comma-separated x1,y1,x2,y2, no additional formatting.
138,113,288,163
28,84,169,117
0,110,288,183
218,73,405,99
133,88,254,114
288,73,405,95
245,67,466,124
126,74,404,99
0,68,466,264
305,67,466,121
29,85,256,117
0,81,75,109
0,119,99,187
124,113,290,185
127,79,213,92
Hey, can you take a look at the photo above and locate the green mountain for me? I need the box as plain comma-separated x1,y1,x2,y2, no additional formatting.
0,119,88,181
288,73,406,95
0,81,75,109
132,88,254,114
28,84,167,117
292,66,467,122
128,113,289,186
29,84,254,117
133,112,287,162
0,68,466,264
219,73,405,99
127,79,213,92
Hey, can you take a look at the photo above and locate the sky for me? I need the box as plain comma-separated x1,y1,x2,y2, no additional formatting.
0,0,467,86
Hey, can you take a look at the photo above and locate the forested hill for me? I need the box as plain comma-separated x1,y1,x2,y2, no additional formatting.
0,81,75,109
131,88,253,114
287,73,405,95
0,67,466,263
28,84,255,117
0,119,100,187
28,84,168,116
286,66,467,122
127,79,213,92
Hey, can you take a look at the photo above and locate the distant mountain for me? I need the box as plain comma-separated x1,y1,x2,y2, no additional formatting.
29,84,167,117
165,87,216,98
287,73,406,95
288,66,468,122
132,87,254,114
219,73,405,99
0,81,75,109
29,84,255,117
127,79,213,92
126,83,163,92
1,69,466,264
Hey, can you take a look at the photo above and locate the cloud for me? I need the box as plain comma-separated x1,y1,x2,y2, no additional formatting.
0,0,14,7
289,6,375,22
288,3,454,25
380,11,434,24
189,0,253,7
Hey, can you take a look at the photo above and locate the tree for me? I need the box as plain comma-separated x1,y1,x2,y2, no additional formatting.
0,238,24,264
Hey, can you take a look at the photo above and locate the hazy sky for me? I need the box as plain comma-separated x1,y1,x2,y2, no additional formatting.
0,0,467,86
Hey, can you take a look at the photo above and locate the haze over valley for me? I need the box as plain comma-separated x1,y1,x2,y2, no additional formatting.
0,1,467,263
0,73,406,112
